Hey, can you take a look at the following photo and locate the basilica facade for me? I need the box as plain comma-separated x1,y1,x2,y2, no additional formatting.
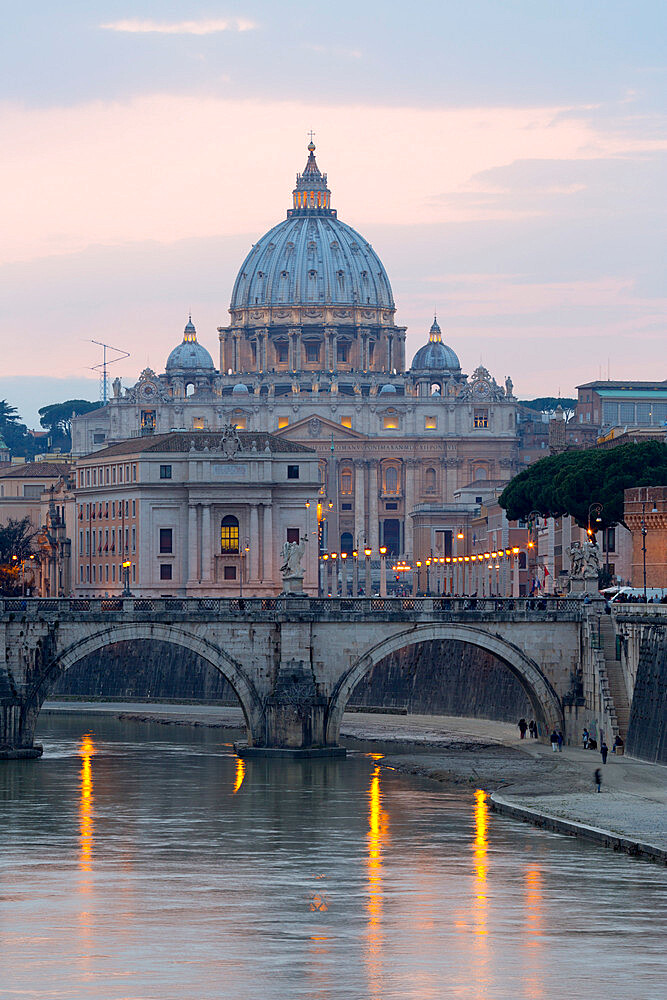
72,142,521,565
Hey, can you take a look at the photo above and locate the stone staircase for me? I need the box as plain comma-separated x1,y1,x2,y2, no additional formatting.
596,615,631,738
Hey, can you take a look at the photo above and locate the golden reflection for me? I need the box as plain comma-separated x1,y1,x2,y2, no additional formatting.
233,756,245,794
473,789,488,938
523,865,544,999
366,761,389,1000
79,735,95,876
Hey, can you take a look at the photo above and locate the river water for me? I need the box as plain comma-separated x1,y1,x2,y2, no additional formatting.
1,715,665,1000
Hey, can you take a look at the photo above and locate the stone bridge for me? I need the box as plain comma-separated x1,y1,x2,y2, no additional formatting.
0,595,588,757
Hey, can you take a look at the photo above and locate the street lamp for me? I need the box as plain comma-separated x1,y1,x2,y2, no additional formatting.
122,560,132,597
379,546,387,598
415,560,422,594
587,502,603,539
364,546,372,597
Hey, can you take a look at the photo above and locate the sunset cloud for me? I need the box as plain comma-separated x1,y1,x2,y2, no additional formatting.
100,18,257,35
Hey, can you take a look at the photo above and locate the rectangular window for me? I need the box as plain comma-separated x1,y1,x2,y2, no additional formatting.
93,432,105,444
603,527,616,553
341,416,352,428
132,500,136,517
337,342,349,363
132,564,136,582
105,564,109,582
636,403,652,425
105,467,110,484
119,466,123,483
125,500,129,517
287,465,300,479
341,502,352,511
159,465,172,479
193,416,205,430
602,401,617,424
23,484,43,499
86,469,91,486
305,342,320,363
141,410,156,431
132,527,136,553
112,501,116,518
92,565,96,583
159,564,173,581
112,564,116,582
474,408,489,428
223,565,237,580
132,465,137,482
92,469,97,486
112,466,116,484
286,528,300,544
159,528,173,554
86,565,90,582
125,528,129,552
619,402,634,423
383,416,398,430
233,417,246,429
79,565,83,582
79,530,83,552
424,416,437,430
278,417,289,429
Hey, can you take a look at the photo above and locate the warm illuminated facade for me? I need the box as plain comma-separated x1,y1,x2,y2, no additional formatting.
72,142,521,566
74,429,319,597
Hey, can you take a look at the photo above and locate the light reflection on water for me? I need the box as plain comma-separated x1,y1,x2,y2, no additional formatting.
0,714,665,1000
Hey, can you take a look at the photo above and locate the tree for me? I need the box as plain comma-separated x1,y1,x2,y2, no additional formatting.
519,397,577,421
0,399,34,459
0,517,39,595
499,441,667,530
38,399,102,449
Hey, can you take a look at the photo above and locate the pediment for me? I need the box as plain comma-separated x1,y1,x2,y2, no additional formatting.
274,414,366,442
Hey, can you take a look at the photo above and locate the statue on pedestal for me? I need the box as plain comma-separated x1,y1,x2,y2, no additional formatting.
567,539,601,595
280,536,308,594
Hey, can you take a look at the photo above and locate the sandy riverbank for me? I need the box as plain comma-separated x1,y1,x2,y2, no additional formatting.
41,701,666,862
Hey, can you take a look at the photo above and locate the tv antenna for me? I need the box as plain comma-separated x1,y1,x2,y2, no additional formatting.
90,341,130,404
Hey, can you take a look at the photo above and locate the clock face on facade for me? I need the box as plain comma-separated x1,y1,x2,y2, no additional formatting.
141,382,157,398
472,379,491,399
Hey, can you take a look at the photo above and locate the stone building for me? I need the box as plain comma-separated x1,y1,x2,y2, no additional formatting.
71,142,521,565
73,428,319,597
624,486,667,589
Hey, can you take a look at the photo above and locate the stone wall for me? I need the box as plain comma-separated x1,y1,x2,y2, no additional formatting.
348,640,533,723
625,627,667,763
51,640,239,704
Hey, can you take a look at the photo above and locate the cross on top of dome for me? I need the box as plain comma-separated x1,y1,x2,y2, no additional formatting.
290,137,336,217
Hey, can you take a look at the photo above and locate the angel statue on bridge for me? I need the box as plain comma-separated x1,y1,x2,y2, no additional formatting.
280,535,308,580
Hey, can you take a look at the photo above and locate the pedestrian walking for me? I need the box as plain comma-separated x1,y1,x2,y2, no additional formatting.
600,741,608,764
594,768,602,793
557,730,564,752
518,718,528,740
528,720,536,739
550,730,559,752
582,728,589,749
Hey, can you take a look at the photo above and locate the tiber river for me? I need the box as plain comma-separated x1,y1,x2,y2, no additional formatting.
0,715,665,1000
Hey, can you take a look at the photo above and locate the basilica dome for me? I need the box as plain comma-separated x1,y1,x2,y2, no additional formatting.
229,142,395,316
166,318,215,373
411,318,461,373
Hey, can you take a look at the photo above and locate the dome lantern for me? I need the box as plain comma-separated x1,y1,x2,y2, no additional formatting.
288,139,335,218
410,316,461,374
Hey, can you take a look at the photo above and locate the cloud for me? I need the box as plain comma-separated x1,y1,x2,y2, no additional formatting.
100,18,257,36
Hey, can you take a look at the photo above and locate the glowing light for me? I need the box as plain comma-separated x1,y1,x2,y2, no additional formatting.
79,735,95,875
473,789,488,936
233,756,245,793
366,761,388,997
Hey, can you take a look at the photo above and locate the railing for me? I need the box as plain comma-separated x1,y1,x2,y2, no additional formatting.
0,596,583,618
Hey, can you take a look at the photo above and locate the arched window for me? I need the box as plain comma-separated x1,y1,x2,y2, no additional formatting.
474,466,488,481
385,466,399,494
185,383,195,397
425,468,436,492
340,532,353,556
221,515,239,553
340,466,353,495
430,382,442,396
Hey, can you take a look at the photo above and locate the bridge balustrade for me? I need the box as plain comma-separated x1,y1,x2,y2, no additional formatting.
0,596,583,619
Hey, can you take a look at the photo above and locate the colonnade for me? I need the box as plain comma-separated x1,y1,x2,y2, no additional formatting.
186,502,275,588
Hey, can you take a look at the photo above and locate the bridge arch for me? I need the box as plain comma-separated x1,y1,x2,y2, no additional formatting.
325,623,563,745
22,622,265,747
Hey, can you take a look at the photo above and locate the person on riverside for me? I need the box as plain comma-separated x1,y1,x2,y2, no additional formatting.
594,768,602,793
600,740,609,764
518,718,528,739
550,730,559,752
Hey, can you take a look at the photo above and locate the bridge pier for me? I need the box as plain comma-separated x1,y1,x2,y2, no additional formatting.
0,703,43,759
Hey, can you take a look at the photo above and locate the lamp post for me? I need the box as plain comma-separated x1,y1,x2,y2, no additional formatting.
425,557,432,596
415,560,422,596
352,549,359,597
122,559,132,597
527,510,543,594
587,502,603,540
340,551,348,596
379,546,387,598
364,546,372,597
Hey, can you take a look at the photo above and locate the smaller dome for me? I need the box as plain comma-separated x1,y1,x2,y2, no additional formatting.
166,317,215,373
379,383,397,394
411,315,461,373
232,382,249,394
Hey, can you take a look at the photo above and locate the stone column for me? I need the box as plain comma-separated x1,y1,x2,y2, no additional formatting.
220,332,227,373
368,461,379,552
201,504,212,582
250,505,259,582
188,505,198,583
354,460,365,549
263,504,274,586
404,460,417,559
